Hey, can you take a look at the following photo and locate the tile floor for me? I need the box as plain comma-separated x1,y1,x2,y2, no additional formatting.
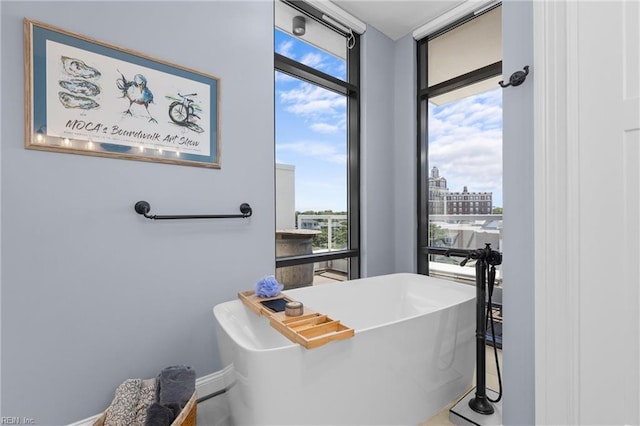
198,346,503,426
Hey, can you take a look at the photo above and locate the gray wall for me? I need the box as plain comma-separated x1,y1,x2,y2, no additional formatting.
1,1,274,423
392,34,417,273
502,0,535,424
360,26,396,277
361,27,416,277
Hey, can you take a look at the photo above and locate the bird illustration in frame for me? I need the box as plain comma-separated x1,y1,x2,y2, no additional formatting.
116,71,157,123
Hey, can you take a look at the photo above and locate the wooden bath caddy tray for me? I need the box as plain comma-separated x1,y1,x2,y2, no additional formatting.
238,291,354,349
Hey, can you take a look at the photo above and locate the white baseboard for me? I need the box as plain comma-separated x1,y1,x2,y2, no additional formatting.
68,414,102,426
195,364,234,399
68,366,233,426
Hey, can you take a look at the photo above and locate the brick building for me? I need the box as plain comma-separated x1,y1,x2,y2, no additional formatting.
446,185,493,214
428,167,493,214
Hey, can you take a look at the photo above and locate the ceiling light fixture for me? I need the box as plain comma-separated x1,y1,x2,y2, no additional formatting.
292,16,306,36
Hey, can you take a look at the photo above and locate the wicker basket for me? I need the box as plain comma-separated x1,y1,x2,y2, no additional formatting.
172,393,197,426
93,392,197,426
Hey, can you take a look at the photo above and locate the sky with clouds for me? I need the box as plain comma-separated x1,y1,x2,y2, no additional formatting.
275,29,348,212
275,29,503,212
429,88,503,207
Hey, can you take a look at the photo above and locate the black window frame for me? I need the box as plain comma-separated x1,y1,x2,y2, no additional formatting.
416,5,502,275
274,1,361,279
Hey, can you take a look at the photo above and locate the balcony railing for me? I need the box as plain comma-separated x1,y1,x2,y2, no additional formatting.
428,213,503,288
296,214,349,280
297,214,348,252
292,213,504,289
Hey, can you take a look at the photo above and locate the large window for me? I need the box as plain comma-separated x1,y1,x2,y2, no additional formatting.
274,0,360,289
417,4,503,285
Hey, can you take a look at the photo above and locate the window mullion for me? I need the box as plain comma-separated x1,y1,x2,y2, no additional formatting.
275,53,355,95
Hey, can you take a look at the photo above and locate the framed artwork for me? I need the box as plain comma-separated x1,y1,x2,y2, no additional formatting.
24,18,221,168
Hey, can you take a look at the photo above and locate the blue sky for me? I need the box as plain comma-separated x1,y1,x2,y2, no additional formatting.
275,29,503,211
275,29,348,212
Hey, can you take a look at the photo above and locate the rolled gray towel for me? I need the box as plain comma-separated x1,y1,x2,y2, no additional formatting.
144,403,174,426
157,365,195,409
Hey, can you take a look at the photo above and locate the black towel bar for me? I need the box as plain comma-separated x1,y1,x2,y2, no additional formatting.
134,201,252,220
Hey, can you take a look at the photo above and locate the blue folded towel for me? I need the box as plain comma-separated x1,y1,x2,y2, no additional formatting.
157,365,195,409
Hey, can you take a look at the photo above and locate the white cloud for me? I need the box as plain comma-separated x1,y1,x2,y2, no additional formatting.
275,72,297,83
310,123,340,134
276,40,295,58
333,62,346,79
279,83,346,118
277,141,346,165
300,52,325,69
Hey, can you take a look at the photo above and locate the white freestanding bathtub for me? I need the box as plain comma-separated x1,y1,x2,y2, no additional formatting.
213,273,476,425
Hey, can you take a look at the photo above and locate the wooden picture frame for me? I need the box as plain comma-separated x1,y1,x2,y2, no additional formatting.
24,18,221,168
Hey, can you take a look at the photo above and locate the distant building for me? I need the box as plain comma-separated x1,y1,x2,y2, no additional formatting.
447,185,493,214
428,167,493,214
428,166,448,214
299,218,321,230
